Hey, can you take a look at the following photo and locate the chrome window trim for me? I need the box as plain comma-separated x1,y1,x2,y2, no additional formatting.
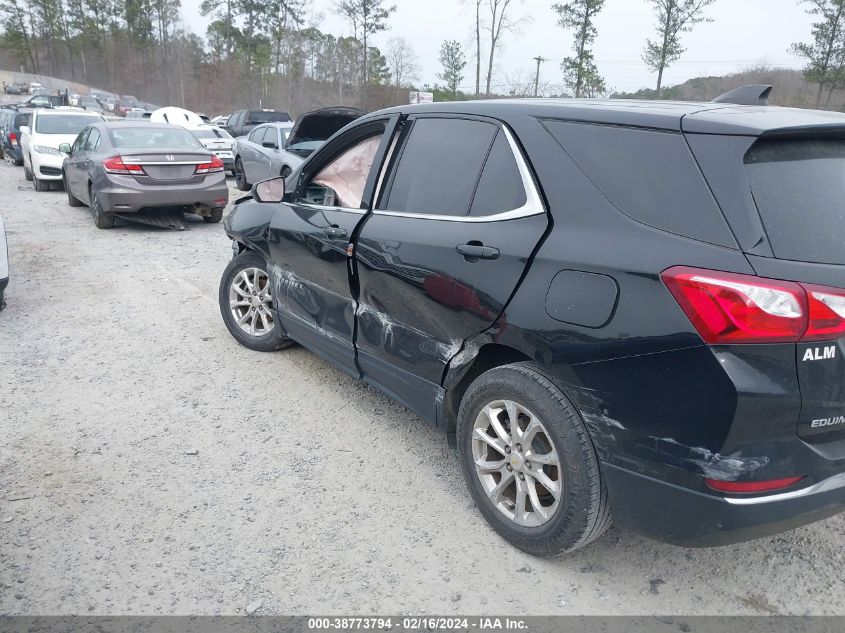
296,201,367,215
372,123,545,223
722,471,845,505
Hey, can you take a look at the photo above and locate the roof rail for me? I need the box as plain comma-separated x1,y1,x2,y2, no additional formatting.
711,84,772,106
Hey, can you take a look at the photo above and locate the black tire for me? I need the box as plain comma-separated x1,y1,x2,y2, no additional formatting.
204,207,224,223
218,250,291,352
234,157,250,191
91,188,114,229
64,172,82,206
24,159,32,181
33,174,48,192
14,157,23,167
456,362,612,556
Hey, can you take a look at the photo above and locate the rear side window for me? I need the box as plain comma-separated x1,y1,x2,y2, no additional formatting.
470,130,526,216
382,118,497,216
249,126,265,142
544,121,733,246
745,139,845,265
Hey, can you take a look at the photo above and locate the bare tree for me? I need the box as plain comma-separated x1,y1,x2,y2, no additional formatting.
643,0,715,98
483,0,524,97
385,37,420,87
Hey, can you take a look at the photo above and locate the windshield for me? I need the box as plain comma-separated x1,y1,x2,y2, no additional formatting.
191,128,232,140
246,111,290,124
746,138,845,265
35,114,98,134
110,127,203,149
14,113,30,127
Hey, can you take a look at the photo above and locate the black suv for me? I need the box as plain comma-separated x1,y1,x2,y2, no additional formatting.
218,87,845,555
224,109,291,138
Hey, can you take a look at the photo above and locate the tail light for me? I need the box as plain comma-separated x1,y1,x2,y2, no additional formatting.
102,156,144,175
661,266,845,344
9,132,17,145
803,285,845,341
195,155,224,175
705,476,805,494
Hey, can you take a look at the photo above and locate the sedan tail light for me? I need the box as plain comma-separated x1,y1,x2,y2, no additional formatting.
661,266,845,344
195,155,224,175
9,132,17,144
102,156,144,175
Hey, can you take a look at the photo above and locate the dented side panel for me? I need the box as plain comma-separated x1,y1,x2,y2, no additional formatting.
354,212,548,420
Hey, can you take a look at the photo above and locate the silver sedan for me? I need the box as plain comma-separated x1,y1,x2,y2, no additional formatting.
233,107,364,191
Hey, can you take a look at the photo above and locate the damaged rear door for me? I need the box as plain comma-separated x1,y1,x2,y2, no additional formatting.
353,115,548,422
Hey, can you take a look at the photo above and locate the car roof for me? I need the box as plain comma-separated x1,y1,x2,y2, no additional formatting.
371,98,845,135
100,121,188,131
35,107,101,116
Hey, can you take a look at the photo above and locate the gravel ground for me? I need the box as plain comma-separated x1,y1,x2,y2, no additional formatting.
0,157,843,617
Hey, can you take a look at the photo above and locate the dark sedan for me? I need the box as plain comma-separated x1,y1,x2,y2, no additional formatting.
0,108,31,166
60,121,229,229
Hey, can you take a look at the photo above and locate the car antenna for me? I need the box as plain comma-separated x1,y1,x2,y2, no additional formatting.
711,84,772,106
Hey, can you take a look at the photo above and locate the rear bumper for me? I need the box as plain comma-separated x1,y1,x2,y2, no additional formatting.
97,176,229,213
604,462,845,547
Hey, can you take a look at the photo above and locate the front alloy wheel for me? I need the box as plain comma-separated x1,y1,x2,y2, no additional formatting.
218,250,291,352
229,267,274,337
472,400,562,527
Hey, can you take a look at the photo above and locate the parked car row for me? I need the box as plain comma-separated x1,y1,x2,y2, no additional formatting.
1,106,228,228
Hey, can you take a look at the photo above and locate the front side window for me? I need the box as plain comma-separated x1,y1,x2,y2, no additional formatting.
85,129,101,151
72,129,90,153
303,131,384,209
380,118,497,217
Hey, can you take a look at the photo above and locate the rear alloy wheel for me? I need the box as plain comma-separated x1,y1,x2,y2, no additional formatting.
91,189,114,229
64,172,82,206
218,250,291,352
457,362,612,556
234,157,250,191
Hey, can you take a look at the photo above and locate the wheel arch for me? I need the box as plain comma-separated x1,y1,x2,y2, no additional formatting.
440,342,533,444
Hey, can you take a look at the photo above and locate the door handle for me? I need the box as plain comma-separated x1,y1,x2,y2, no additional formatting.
323,226,347,239
456,243,500,261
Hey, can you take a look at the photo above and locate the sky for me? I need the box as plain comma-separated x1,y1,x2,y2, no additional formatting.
179,0,816,94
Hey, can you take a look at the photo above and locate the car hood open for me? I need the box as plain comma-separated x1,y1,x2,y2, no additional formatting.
285,107,366,148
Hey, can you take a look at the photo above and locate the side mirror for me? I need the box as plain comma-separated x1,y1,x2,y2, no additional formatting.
58,143,72,154
262,141,278,150
252,176,285,203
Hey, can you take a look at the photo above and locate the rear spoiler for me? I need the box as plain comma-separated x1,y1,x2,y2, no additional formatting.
712,85,772,106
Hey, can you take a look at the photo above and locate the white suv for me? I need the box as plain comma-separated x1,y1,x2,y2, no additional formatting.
20,108,103,191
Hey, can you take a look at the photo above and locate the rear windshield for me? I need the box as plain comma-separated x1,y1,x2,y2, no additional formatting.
35,114,98,134
246,111,290,123
14,113,30,127
746,139,845,265
191,128,232,140
110,127,203,149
